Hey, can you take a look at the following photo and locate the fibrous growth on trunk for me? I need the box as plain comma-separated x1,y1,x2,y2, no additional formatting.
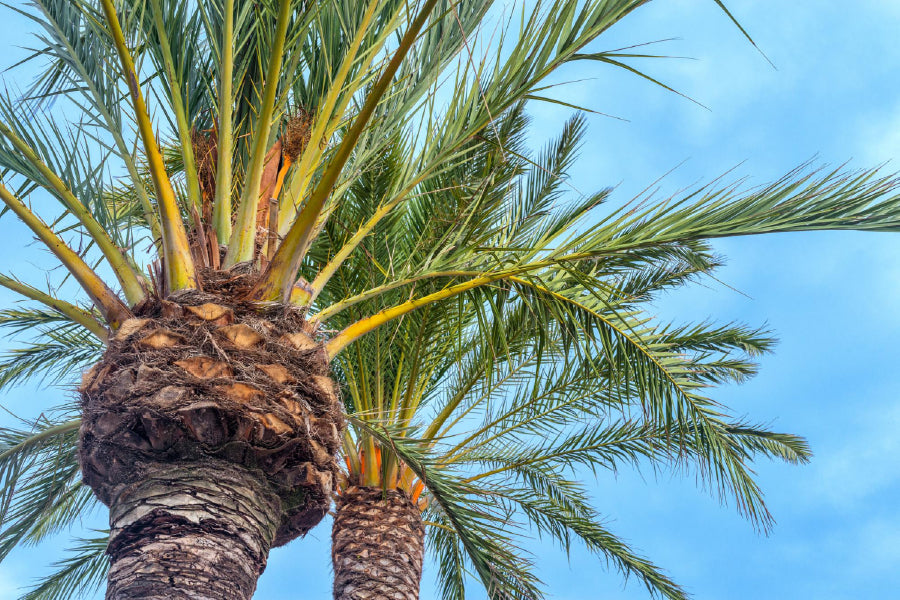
80,270,342,597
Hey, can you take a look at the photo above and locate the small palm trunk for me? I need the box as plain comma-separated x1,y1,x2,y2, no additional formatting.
79,276,343,599
332,486,425,600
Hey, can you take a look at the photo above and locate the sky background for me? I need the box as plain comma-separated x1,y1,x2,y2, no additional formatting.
0,0,899,598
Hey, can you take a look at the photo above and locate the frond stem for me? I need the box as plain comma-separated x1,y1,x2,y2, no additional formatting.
0,121,147,305
148,0,202,211
253,0,442,301
0,182,130,327
0,419,81,464
212,0,235,242
224,0,293,266
0,275,109,342
100,0,196,291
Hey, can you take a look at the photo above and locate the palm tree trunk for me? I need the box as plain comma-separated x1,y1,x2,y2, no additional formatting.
104,460,279,599
78,287,344,598
332,486,425,600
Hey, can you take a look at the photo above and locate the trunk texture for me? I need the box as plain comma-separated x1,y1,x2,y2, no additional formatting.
105,460,279,599
78,271,344,597
332,486,425,600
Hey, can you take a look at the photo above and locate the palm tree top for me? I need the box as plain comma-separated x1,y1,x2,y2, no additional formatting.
0,1,897,599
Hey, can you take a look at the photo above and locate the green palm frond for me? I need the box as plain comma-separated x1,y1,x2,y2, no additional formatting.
356,418,692,600
327,107,823,595
0,322,102,389
501,485,687,600
0,98,119,243
15,0,159,235
21,535,108,600
427,510,468,600
0,413,91,560
0,308,86,335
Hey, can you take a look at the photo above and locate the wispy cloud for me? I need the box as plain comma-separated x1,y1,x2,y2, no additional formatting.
0,567,23,598
803,397,900,510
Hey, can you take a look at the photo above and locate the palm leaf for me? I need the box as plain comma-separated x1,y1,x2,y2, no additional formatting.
21,535,108,600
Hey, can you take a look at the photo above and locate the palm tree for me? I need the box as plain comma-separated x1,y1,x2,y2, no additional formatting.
0,107,810,600
323,108,813,600
1,0,900,598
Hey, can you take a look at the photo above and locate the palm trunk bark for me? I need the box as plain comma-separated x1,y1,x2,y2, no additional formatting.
78,282,344,598
332,486,425,600
104,460,280,599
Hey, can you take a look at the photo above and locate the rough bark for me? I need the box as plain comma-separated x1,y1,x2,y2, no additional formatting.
332,486,426,600
78,269,344,597
105,460,280,599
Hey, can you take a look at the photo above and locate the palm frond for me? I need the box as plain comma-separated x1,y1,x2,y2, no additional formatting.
0,414,93,560
0,323,102,389
21,535,108,600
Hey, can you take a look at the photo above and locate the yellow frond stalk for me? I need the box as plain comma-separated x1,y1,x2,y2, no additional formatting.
100,0,196,292
254,0,443,302
342,429,363,481
224,0,293,267
0,121,147,305
324,273,502,359
362,437,381,486
0,182,130,328
312,271,479,323
0,274,109,342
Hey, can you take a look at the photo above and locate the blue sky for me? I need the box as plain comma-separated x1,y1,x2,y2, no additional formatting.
1,1,899,598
